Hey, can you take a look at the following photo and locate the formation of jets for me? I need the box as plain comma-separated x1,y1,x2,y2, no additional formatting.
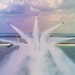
0,16,74,48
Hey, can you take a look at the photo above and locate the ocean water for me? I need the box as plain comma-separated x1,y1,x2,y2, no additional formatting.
59,46,75,62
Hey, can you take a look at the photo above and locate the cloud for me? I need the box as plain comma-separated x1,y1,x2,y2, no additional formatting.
30,0,63,12
0,0,75,15
9,4,30,14
0,0,30,14
59,0,75,10
0,0,64,14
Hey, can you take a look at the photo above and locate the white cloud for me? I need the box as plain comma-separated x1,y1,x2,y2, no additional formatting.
0,0,13,10
0,0,74,14
0,3,8,10
45,0,63,8
30,0,63,11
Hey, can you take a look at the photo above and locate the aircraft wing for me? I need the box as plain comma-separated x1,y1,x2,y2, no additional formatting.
49,37,75,43
0,39,19,44
0,39,20,48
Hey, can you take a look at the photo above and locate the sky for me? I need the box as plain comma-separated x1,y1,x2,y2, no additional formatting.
0,0,75,33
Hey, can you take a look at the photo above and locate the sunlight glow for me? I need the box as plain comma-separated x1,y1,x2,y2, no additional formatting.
48,0,63,8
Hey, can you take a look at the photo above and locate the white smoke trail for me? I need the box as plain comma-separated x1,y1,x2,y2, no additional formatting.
0,43,30,75
48,41,75,75
41,21,75,75
40,38,63,75
29,50,43,75
1,16,75,75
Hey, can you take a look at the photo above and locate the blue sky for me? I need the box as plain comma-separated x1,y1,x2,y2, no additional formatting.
0,0,75,33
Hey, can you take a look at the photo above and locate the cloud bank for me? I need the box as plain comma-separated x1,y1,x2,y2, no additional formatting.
0,0,74,14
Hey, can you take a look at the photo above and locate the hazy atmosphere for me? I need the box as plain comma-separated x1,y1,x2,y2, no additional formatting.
0,1,75,75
